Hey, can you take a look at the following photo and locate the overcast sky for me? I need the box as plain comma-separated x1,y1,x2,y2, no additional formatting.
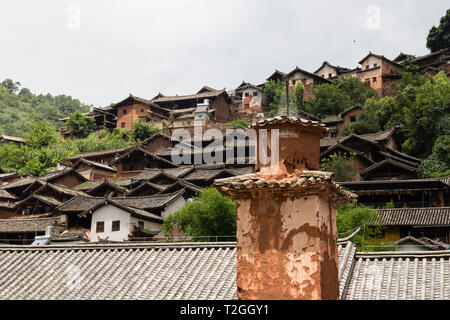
0,1,448,107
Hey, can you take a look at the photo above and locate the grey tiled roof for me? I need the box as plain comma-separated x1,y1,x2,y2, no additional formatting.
0,242,237,300
0,240,354,300
344,251,450,300
56,196,104,212
0,189,18,200
374,207,450,226
113,191,185,210
0,217,58,233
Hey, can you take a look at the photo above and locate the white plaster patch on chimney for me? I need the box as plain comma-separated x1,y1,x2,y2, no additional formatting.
286,252,320,299
237,199,255,264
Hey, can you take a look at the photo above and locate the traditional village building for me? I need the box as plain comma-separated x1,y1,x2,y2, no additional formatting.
314,61,353,80
111,147,178,178
0,217,58,245
0,172,25,186
0,168,87,198
72,158,117,180
229,81,265,119
266,69,286,82
394,47,450,76
285,66,331,100
320,128,421,181
73,178,133,193
0,189,18,219
86,180,128,197
80,199,163,242
13,182,87,218
322,106,363,136
64,147,130,165
339,177,450,208
150,87,235,125
108,95,161,130
59,106,117,140
372,207,450,243
392,235,450,252
357,52,404,97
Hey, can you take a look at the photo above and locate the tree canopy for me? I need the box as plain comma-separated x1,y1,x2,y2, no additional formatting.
426,9,450,52
66,111,96,139
161,188,236,241
0,79,90,137
305,83,353,118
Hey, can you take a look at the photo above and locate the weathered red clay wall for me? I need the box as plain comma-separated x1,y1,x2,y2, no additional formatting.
235,193,339,300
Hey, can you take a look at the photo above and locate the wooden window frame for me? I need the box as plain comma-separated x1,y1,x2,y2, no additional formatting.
112,220,120,232
96,221,105,233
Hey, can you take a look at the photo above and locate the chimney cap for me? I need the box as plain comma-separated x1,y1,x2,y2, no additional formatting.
252,115,329,137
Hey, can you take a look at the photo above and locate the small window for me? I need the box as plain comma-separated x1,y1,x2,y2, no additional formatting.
96,221,104,233
112,221,120,232
350,117,356,122
138,221,144,229
121,122,125,128
373,63,378,68
365,78,370,84
123,109,127,114
373,77,377,82
253,91,258,96
366,65,370,70
291,80,296,85
141,109,144,113
244,92,249,97
328,73,332,78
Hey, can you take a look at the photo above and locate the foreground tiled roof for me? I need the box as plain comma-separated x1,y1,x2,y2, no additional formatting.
0,240,354,300
0,242,237,300
374,207,450,226
344,251,450,300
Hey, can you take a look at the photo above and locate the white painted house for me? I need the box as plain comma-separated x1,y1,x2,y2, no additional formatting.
85,200,163,242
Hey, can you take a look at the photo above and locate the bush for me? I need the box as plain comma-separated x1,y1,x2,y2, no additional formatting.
66,111,96,138
131,122,160,142
337,203,385,251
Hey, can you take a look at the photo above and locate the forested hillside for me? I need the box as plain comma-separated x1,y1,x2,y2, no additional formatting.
0,79,91,137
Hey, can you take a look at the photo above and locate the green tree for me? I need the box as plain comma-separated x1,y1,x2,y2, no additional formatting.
262,79,284,113
131,121,160,142
418,135,450,178
65,111,96,139
162,188,237,241
293,81,305,110
1,79,21,94
306,84,353,119
426,9,450,52
337,204,386,251
403,71,450,158
334,76,378,105
401,57,420,74
25,121,58,149
321,152,357,182
374,96,404,129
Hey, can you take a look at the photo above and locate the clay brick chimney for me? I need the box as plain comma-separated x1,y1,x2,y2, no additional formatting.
215,116,356,300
